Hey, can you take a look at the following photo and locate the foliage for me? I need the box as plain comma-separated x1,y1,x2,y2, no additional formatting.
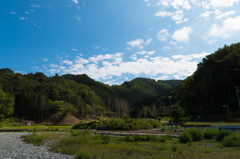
120,134,167,143
186,128,203,141
75,151,91,159
74,118,162,130
203,129,218,140
159,43,240,120
179,131,192,143
0,68,182,121
215,130,233,142
222,133,240,147
0,88,14,119
171,144,178,152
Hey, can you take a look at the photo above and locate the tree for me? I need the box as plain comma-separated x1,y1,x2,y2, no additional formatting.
0,89,14,119
172,101,186,126
152,105,158,119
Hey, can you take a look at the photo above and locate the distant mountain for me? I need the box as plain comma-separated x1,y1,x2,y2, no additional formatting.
0,69,182,120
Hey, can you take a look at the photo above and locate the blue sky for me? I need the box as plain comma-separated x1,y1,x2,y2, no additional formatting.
1,0,240,85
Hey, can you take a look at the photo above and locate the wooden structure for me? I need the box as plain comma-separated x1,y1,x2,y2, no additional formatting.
21,121,34,126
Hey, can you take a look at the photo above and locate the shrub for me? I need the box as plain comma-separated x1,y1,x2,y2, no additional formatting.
203,148,213,153
179,131,192,143
222,133,240,147
101,135,111,144
215,130,233,142
75,151,91,159
171,144,178,151
157,145,166,151
187,128,203,141
204,130,218,140
158,135,168,143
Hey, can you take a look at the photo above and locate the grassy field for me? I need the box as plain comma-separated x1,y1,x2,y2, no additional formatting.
183,122,240,125
21,129,240,159
0,125,72,130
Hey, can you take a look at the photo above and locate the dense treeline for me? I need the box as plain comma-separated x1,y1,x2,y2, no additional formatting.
0,68,181,121
158,43,240,121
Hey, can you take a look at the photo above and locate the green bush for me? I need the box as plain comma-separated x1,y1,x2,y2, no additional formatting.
179,131,192,143
157,145,166,151
204,130,218,140
74,118,162,131
101,135,111,144
187,128,203,141
215,130,233,142
75,151,91,159
171,144,178,151
222,133,240,147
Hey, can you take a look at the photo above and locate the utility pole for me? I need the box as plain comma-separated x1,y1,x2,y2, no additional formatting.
168,96,173,130
235,86,240,109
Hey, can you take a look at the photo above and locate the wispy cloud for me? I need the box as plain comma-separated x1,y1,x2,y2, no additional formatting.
126,38,152,50
94,46,100,49
10,11,16,15
42,58,48,62
72,48,78,51
30,4,40,8
72,0,79,4
102,47,108,51
83,3,86,7
20,17,28,20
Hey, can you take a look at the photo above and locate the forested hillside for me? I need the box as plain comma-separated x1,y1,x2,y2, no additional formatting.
0,68,181,121
158,43,240,121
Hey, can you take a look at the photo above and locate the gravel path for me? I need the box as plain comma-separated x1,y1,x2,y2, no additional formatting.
0,132,74,159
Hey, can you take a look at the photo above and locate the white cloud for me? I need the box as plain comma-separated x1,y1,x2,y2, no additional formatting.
154,11,173,17
136,50,155,55
30,4,40,8
130,54,137,60
157,29,171,41
155,75,169,80
42,58,48,62
62,59,73,65
162,46,172,51
171,10,184,21
127,38,152,49
75,16,81,21
89,53,123,64
145,38,153,45
20,17,28,20
72,48,78,51
10,11,16,15
72,0,79,4
175,18,188,24
198,11,213,19
171,54,183,59
170,41,177,45
50,64,58,68
209,0,239,8
171,0,191,10
136,50,147,55
214,10,235,19
83,3,86,7
94,46,100,49
208,39,217,44
176,46,183,49
172,26,192,42
102,47,108,51
40,50,212,82
149,27,154,30
208,16,240,38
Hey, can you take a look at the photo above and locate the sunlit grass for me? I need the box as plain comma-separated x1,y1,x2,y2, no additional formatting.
22,130,240,159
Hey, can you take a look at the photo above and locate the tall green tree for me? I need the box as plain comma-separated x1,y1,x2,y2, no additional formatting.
0,88,14,119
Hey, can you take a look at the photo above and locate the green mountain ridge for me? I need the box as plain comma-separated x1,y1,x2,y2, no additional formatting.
0,69,182,121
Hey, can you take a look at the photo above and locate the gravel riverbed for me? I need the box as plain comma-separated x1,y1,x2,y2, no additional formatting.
0,132,74,159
